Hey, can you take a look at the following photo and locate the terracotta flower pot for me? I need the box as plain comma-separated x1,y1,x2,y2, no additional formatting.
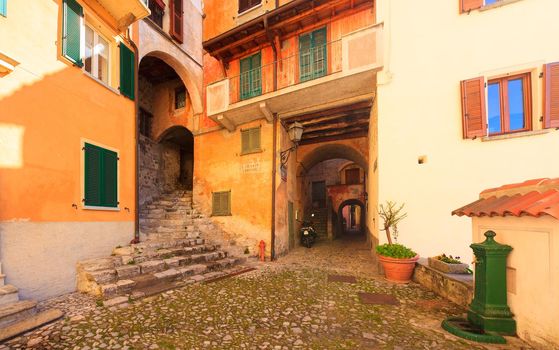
377,254,419,283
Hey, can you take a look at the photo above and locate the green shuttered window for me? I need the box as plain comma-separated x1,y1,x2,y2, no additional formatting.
84,143,118,208
240,52,262,100
212,191,231,216
299,27,327,82
62,0,83,66
0,0,7,17
241,127,261,154
119,43,135,100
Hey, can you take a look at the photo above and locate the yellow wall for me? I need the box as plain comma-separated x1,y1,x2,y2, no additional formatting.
473,216,559,348
193,120,274,255
375,0,559,262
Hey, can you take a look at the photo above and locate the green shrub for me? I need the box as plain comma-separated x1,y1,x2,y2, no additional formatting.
376,243,417,259
435,253,462,264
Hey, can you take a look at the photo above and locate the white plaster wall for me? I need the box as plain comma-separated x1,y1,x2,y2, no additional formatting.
0,221,133,300
473,216,559,348
375,0,559,262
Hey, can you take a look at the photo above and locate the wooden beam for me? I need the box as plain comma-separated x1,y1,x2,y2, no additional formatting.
302,122,369,138
299,109,370,127
299,130,368,145
302,120,369,135
284,101,372,123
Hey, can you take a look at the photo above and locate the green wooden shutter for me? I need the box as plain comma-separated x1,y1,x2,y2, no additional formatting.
250,127,261,151
299,28,327,82
220,191,230,215
212,191,230,216
241,129,250,154
102,149,118,207
251,52,262,97
212,192,221,215
84,143,102,206
312,27,327,79
299,33,312,82
240,52,262,100
62,0,83,66
120,44,135,100
0,0,7,17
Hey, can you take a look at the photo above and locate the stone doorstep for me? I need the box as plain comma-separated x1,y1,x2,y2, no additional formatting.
115,265,141,279
0,285,19,306
0,308,64,343
0,300,37,329
139,260,166,274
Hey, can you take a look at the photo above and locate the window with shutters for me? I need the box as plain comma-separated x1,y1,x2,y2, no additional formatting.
212,191,231,216
169,0,184,43
84,25,110,85
139,108,153,137
240,52,262,100
148,0,165,28
487,73,531,135
83,142,118,209
241,126,261,155
175,86,186,109
0,0,7,17
238,0,261,14
345,168,360,185
460,0,513,13
299,27,327,83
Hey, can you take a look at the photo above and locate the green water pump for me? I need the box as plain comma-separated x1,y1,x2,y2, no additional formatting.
442,230,516,344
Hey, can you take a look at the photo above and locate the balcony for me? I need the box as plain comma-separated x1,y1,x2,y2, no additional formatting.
206,23,383,131
93,0,150,30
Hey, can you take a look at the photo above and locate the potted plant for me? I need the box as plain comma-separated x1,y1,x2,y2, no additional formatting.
376,201,419,283
428,254,471,274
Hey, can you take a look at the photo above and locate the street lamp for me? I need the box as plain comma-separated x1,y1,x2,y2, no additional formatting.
280,122,303,166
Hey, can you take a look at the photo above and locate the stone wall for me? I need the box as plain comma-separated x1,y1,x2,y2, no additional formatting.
139,135,182,205
138,75,155,113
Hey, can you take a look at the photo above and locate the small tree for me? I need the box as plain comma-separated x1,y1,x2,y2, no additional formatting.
378,201,407,245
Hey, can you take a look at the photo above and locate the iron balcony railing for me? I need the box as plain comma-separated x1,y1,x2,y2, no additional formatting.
228,39,343,104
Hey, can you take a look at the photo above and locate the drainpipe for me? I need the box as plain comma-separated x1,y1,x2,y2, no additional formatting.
267,13,279,261
129,32,141,244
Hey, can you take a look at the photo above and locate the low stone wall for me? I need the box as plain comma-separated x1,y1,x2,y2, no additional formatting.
412,258,473,308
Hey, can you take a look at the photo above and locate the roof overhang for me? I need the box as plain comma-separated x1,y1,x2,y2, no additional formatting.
202,0,373,62
92,0,151,31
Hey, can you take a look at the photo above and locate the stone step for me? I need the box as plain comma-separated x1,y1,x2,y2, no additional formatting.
0,300,37,328
0,285,19,306
0,308,63,342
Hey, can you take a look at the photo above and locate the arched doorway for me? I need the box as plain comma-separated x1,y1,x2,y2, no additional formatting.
337,199,366,239
138,55,195,206
295,143,369,243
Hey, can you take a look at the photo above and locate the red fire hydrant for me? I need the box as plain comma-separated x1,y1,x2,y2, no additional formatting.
259,240,266,262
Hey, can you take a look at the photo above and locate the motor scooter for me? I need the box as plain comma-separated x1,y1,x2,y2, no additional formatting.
300,214,317,248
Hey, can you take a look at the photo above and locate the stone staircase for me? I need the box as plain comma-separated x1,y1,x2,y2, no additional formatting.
309,207,329,239
0,264,63,341
77,189,248,302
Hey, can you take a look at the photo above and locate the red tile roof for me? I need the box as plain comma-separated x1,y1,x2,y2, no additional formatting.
452,178,559,219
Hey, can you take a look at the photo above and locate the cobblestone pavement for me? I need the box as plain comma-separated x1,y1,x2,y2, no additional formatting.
2,236,533,349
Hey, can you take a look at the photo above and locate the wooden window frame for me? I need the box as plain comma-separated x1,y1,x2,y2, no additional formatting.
487,73,532,136
238,0,261,14
212,191,231,216
298,27,328,83
240,126,262,155
345,168,360,185
148,0,165,28
83,24,111,86
240,52,262,101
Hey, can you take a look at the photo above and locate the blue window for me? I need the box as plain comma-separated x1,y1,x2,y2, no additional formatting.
485,0,499,5
487,73,531,135
0,0,7,17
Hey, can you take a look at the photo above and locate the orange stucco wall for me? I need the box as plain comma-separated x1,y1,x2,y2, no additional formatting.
0,0,136,223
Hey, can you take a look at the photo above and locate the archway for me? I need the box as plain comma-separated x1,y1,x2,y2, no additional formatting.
337,199,366,240
138,55,195,206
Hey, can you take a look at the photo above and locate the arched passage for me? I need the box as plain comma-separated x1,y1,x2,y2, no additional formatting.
295,142,369,243
138,55,196,206
337,199,366,239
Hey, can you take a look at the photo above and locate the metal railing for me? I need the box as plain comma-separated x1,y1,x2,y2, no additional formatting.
228,40,343,104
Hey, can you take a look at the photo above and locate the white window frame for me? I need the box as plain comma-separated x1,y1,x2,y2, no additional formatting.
83,24,111,86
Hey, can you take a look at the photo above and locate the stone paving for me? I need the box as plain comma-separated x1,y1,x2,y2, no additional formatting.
1,236,533,349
